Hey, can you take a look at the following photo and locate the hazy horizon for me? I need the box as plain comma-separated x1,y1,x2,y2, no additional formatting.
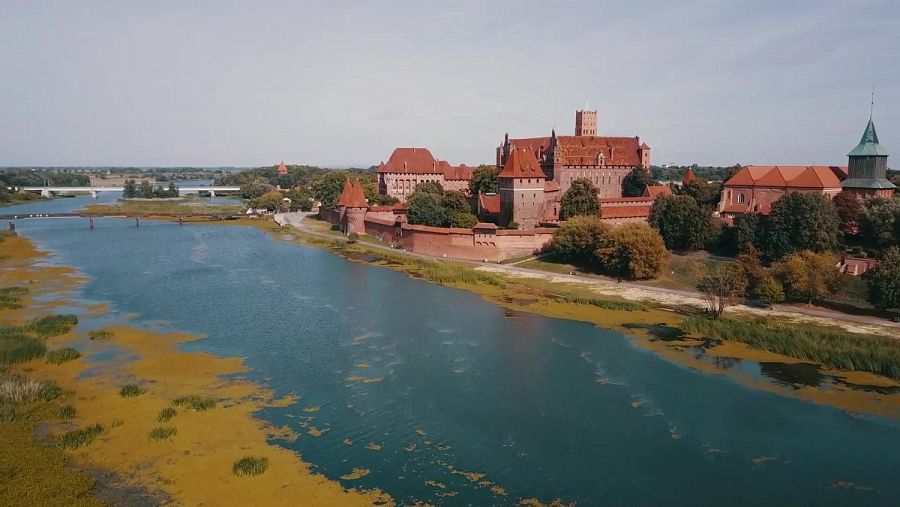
2,1,898,168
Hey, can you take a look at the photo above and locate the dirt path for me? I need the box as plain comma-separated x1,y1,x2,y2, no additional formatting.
277,212,900,338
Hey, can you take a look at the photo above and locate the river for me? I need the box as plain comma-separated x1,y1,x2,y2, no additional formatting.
7,195,900,506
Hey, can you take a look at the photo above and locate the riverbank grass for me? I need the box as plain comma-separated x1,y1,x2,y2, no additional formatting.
26,314,78,337
58,423,105,449
46,347,81,365
173,395,216,411
148,426,177,442
157,407,177,422
233,456,269,477
119,384,146,397
685,316,900,380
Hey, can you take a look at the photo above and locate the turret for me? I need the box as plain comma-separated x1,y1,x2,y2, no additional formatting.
842,117,895,199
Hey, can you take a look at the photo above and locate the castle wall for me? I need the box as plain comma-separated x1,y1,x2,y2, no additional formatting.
379,172,445,200
556,167,630,198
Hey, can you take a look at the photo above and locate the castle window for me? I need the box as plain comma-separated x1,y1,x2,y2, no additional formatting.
738,193,746,204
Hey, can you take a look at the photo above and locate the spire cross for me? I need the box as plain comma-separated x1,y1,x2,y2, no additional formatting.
870,86,875,119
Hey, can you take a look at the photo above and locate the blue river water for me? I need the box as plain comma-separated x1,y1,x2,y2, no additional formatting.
7,195,900,506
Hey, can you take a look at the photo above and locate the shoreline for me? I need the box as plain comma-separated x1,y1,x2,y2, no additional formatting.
0,233,393,506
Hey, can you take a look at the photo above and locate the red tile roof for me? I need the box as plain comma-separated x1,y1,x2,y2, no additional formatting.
508,137,552,158
499,147,544,178
336,178,353,207
644,185,672,198
556,136,641,167
600,206,652,219
478,193,500,214
682,168,696,184
376,148,441,174
277,160,288,176
443,163,474,181
724,166,847,189
599,196,655,204
543,180,560,192
346,178,368,208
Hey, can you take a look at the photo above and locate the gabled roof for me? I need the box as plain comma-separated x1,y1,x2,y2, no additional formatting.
555,136,641,166
507,137,552,157
599,206,652,219
848,118,889,157
724,166,846,189
478,193,500,214
544,180,560,192
336,178,353,207
443,163,475,181
277,160,288,175
376,148,442,174
682,168,696,184
346,178,369,208
499,147,544,178
644,185,672,198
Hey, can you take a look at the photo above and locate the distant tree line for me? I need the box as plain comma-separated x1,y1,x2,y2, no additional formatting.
0,170,90,187
123,180,179,199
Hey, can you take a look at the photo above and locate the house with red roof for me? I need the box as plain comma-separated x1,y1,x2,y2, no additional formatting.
376,148,476,200
716,165,847,221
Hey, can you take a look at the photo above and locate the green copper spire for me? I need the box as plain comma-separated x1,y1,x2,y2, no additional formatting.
848,118,890,157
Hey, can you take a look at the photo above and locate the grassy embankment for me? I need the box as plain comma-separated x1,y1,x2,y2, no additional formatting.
80,195,243,216
288,218,900,383
0,231,394,506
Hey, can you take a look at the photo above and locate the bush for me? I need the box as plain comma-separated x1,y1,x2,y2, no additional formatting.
173,395,216,411
754,276,785,307
58,404,76,419
448,211,478,229
57,424,104,449
25,315,78,338
157,407,177,423
119,384,146,398
46,348,81,365
233,456,269,477
347,232,359,244
148,426,177,442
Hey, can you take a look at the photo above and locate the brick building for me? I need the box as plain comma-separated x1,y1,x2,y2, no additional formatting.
716,165,847,221
376,148,475,200
497,109,650,199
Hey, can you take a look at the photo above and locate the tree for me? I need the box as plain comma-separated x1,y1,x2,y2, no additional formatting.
754,275,785,307
648,195,717,251
441,190,471,215
858,196,900,249
469,165,500,195
414,181,444,195
312,172,348,209
123,179,137,198
551,215,610,263
406,191,447,227
559,178,599,220
621,167,652,197
347,232,359,244
680,178,722,208
761,192,839,260
139,180,154,198
696,263,749,318
166,181,178,198
832,191,863,237
448,211,478,228
596,222,668,280
284,187,314,211
252,190,285,211
864,247,900,311
774,250,840,305
242,181,276,200
731,213,762,253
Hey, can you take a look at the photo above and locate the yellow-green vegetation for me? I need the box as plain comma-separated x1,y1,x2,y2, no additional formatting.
157,407,177,422
25,314,79,338
685,316,900,379
119,384,146,397
233,456,269,477
57,424,104,449
0,286,27,309
80,196,242,216
88,330,113,340
148,426,177,442
58,404,76,419
173,395,216,411
0,327,46,365
46,348,81,365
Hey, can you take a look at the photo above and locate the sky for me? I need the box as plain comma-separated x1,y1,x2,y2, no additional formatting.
1,0,899,168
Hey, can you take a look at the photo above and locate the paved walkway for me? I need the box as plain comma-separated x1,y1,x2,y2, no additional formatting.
275,213,900,337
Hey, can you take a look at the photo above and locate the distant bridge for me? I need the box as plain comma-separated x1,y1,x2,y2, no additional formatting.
11,186,241,198
3,211,259,231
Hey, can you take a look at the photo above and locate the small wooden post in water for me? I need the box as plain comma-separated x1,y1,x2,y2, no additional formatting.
89,217,95,230
135,217,140,227
7,221,14,233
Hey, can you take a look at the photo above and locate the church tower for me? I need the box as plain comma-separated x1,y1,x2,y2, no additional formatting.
575,109,597,136
842,117,895,199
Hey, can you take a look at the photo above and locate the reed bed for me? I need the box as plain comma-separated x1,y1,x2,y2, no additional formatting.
0,286,27,309
119,384,146,398
556,296,648,312
684,316,900,379
232,456,268,477
58,404,76,420
147,426,177,442
25,314,78,338
172,395,216,411
57,424,104,449
46,348,81,365
0,377,45,403
0,333,46,365
157,407,177,422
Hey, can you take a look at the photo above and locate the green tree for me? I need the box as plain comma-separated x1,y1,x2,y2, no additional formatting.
696,263,749,318
123,179,137,198
167,181,178,198
414,181,444,195
596,222,668,280
731,213,762,253
469,165,500,195
252,190,285,211
406,191,447,227
441,190,471,215
754,275,785,307
774,250,841,305
832,191,863,237
863,247,900,311
559,178,599,220
648,195,717,251
621,167,652,197
448,211,478,228
858,196,900,249
139,180,153,198
312,172,348,209
284,187,314,211
551,215,610,263
761,193,839,260
680,178,722,207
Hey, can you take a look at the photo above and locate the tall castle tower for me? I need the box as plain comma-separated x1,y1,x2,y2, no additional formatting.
842,117,895,199
575,109,597,136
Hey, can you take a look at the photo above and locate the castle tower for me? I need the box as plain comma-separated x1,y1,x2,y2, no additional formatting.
575,109,597,136
498,148,546,229
842,117,895,199
343,178,369,235
277,160,288,176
